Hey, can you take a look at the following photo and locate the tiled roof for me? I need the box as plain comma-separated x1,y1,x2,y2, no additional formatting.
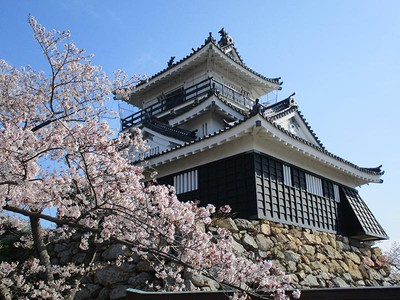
133,33,281,90
162,92,248,123
342,187,388,239
143,101,384,178
263,112,383,177
265,95,325,149
142,117,196,142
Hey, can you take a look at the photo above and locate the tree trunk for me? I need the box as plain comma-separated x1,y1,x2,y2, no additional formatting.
30,215,54,283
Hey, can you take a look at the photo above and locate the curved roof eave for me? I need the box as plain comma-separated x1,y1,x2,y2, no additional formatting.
143,114,383,185
168,93,247,126
128,37,281,105
209,42,281,89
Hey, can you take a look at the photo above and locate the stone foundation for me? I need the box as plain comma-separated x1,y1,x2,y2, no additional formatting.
3,218,398,300
213,218,399,289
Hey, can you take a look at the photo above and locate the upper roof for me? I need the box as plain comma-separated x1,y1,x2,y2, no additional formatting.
127,30,282,107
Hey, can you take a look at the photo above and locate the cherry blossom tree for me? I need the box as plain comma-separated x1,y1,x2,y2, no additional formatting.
384,242,400,275
0,17,299,300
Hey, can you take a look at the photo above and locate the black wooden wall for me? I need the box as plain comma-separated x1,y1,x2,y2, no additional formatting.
156,151,387,240
254,152,340,233
157,152,258,218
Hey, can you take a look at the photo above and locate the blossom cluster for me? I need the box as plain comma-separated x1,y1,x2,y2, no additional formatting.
0,17,299,300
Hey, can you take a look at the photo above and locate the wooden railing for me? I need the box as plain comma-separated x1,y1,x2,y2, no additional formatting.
121,77,257,130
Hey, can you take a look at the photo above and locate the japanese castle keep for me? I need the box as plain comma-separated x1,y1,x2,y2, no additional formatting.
121,29,388,241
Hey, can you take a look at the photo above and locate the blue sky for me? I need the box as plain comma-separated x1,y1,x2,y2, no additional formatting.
1,1,399,248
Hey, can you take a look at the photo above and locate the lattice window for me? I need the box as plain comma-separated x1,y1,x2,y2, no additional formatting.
333,184,340,202
202,123,208,136
305,173,323,196
174,170,198,194
283,164,292,186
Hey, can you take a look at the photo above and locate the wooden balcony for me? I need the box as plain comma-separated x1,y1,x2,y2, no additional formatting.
121,77,257,131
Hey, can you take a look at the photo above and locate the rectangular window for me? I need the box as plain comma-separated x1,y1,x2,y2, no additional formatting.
333,184,340,202
283,164,292,186
173,170,198,194
305,173,323,196
202,123,208,136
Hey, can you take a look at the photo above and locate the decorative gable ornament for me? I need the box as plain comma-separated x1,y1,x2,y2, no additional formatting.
120,29,387,241
217,28,242,63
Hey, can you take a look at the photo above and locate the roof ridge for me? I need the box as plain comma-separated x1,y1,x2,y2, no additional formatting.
132,31,281,91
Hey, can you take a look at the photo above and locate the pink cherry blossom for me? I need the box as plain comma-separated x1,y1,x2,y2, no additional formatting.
0,16,297,300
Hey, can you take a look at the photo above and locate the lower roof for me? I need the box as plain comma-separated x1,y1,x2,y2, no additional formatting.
142,111,383,187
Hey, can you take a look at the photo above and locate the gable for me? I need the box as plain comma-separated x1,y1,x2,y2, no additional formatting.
141,127,185,158
272,111,322,147
168,95,246,127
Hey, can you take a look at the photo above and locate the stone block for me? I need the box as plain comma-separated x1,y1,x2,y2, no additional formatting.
204,277,220,291
348,266,363,281
102,244,129,261
97,287,110,300
136,260,153,272
336,241,350,251
343,272,353,283
183,271,205,287
355,280,366,286
110,284,130,300
332,277,349,287
242,233,258,250
339,260,349,272
260,223,271,235
95,266,130,287
74,283,102,300
302,232,320,245
298,262,313,274
128,272,153,289
323,244,336,258
256,234,274,251
213,217,239,233
345,252,361,265
328,261,345,275
286,261,297,273
301,274,319,287
301,244,315,256
231,239,246,254
284,240,299,252
362,256,375,267
371,247,382,257
284,250,301,263
315,252,327,262
310,261,328,273
234,219,257,233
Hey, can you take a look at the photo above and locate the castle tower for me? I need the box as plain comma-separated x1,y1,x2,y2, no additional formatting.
121,29,387,241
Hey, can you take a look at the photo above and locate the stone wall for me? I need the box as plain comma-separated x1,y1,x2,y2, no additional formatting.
4,218,398,299
213,218,399,289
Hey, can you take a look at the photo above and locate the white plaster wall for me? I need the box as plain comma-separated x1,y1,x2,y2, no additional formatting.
148,127,366,189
